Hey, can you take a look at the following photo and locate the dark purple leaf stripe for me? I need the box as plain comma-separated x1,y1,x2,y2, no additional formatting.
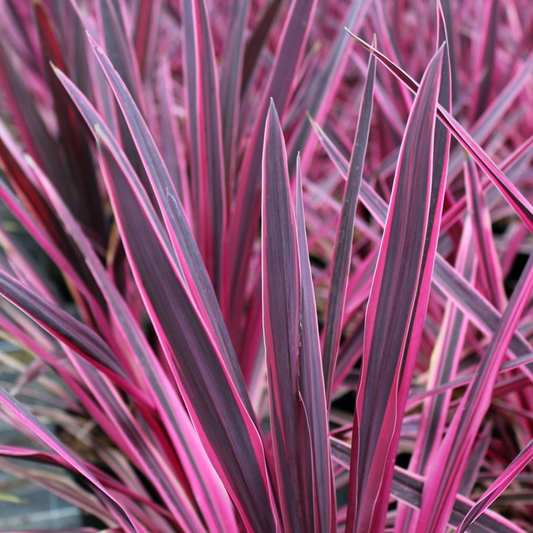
219,0,250,200
156,59,191,216
322,45,376,405
133,0,161,78
240,0,283,92
94,0,149,192
97,0,144,112
471,0,498,119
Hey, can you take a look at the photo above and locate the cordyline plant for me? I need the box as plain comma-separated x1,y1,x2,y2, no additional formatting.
1,0,533,532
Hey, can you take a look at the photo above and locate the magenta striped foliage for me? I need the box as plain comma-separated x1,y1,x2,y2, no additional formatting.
0,1,533,532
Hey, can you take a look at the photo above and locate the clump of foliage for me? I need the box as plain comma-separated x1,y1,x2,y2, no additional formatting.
0,0,533,532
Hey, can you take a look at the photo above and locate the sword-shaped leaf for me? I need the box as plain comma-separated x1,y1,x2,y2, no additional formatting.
295,156,335,533
322,43,376,405
346,46,445,532
261,101,314,532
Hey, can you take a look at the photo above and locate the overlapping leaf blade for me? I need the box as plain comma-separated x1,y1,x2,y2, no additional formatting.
181,0,226,295
35,166,238,533
322,43,376,404
309,118,533,368
349,33,533,233
261,101,314,532
346,46,445,533
53,61,277,530
226,0,317,335
415,256,533,532
295,157,335,533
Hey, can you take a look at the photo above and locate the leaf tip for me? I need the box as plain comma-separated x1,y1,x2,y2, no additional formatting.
267,98,280,125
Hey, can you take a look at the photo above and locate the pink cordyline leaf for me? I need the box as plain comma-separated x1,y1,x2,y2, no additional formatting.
0,387,142,533
5,528,101,533
54,53,278,530
470,0,498,120
443,130,533,233
133,0,162,78
457,437,533,532
261,100,315,532
56,44,253,406
92,0,148,188
56,47,252,413
51,63,278,527
34,166,238,533
0,142,107,327
346,45,445,533
0,26,68,202
396,13,458,529
309,124,533,406
226,0,317,337
180,0,226,296
156,59,192,217
2,1,533,531
309,119,533,370
414,255,533,532
464,156,507,310
96,0,145,112
459,421,493,498
99,128,276,531
0,453,114,525
407,349,533,410
295,156,336,533
33,1,105,243
53,341,206,533
218,0,249,201
331,438,527,533
321,41,376,406
240,0,282,91
96,129,278,532
0,445,184,527
446,47,533,187
0,270,152,409
55,51,251,414
348,33,533,233
0,121,64,246
396,219,476,532
288,0,374,172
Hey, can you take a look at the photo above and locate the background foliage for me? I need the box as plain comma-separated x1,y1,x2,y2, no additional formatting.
0,0,533,531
